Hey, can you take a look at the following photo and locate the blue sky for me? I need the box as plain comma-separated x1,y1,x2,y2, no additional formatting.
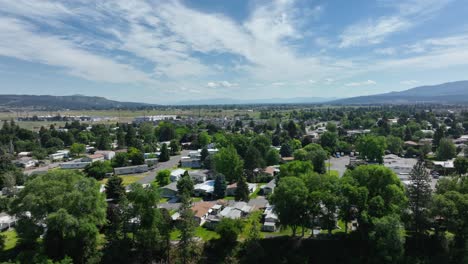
0,0,467,104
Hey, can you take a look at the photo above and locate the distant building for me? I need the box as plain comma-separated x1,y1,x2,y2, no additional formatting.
114,164,148,175
59,161,91,169
160,182,178,198
94,150,115,160
81,154,105,163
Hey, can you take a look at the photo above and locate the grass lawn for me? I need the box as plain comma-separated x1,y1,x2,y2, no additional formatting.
170,227,219,241
99,174,147,186
2,230,18,251
192,197,203,202
223,196,235,200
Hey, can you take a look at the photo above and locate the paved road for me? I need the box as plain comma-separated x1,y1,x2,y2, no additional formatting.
138,150,190,184
329,156,350,177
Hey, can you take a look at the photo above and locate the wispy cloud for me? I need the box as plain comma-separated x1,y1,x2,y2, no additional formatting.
345,80,377,87
207,81,238,88
339,0,451,48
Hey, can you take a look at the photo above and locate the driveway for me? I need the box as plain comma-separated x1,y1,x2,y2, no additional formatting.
137,150,190,184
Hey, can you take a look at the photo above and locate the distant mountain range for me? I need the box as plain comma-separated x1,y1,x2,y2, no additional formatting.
173,97,337,105
0,95,152,110
332,81,468,105
1,80,467,109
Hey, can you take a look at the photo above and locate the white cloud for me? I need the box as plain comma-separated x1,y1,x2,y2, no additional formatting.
374,47,396,55
271,82,286,86
339,0,451,48
345,80,377,87
207,81,238,88
0,18,150,83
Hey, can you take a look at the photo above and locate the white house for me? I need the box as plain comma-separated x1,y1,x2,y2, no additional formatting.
114,164,148,175
170,169,187,182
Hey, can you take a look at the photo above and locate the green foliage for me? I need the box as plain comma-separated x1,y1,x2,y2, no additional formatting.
69,143,86,157
215,218,244,244
265,148,280,166
270,177,308,236
214,145,244,183
356,135,387,163
436,138,456,160
319,131,338,153
84,160,113,180
235,175,250,202
407,159,432,234
214,174,227,199
177,173,194,196
169,140,180,155
10,170,106,263
105,176,125,203
127,147,145,165
156,169,171,186
158,143,170,162
369,215,405,264
454,156,468,175
111,152,128,168
279,160,313,178
386,135,403,155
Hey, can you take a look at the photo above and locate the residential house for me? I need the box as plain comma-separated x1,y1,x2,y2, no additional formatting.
82,154,105,163
260,179,276,195
0,213,16,231
191,201,216,226
226,182,257,196
114,164,148,175
59,161,91,169
180,157,202,168
170,169,187,182
262,205,278,232
14,157,37,169
94,150,115,160
161,182,178,198
194,180,215,197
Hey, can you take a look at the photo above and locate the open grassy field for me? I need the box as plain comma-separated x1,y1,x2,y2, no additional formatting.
99,174,148,186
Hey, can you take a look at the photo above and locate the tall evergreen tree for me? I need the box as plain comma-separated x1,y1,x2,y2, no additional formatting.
235,175,250,202
213,174,227,199
407,159,432,235
178,194,197,264
158,143,170,162
105,176,125,204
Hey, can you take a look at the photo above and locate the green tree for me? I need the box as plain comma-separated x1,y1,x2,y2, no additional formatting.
214,146,244,183
216,218,243,245
244,146,265,171
436,138,456,160
319,132,338,153
198,131,211,147
214,174,227,199
177,172,194,196
270,177,308,236
265,148,280,165
200,147,209,162
127,183,170,262
279,160,313,178
310,148,328,174
454,156,468,175
177,194,197,264
369,215,405,264
158,143,170,162
235,175,250,202
111,152,128,168
279,144,292,157
407,159,432,235
356,135,387,163
105,175,125,204
127,147,145,165
84,160,113,180
156,169,171,186
169,140,180,155
69,143,86,157
10,170,106,263
386,135,403,155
